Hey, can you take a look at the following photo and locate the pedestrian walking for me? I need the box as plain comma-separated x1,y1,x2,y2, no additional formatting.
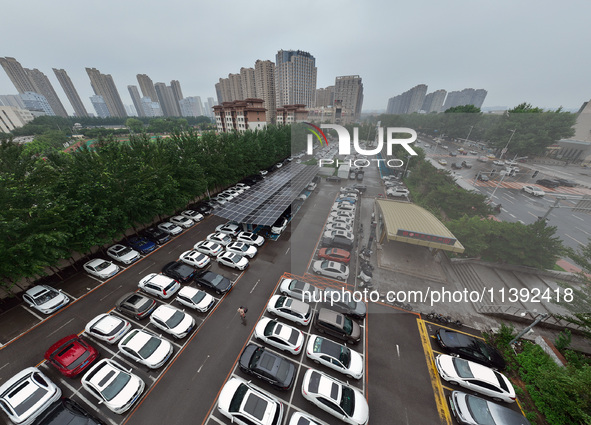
237,306,247,325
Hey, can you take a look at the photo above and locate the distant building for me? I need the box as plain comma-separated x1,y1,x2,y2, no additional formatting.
154,82,180,117
0,57,36,93
53,68,88,117
0,94,26,109
333,75,363,122
179,96,205,117
26,68,68,117
315,86,334,108
128,85,146,117
20,92,54,116
276,104,308,125
254,60,276,123
240,68,256,99
206,97,216,118
0,105,34,132
421,89,447,113
89,95,110,118
86,68,127,117
386,84,428,115
141,97,163,117
442,88,487,111
213,98,267,133
215,77,232,104
170,80,184,104
275,50,317,109
137,74,158,103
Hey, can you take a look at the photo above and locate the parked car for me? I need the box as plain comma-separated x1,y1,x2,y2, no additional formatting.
217,377,284,425
194,270,233,294
118,329,173,369
81,359,145,414
142,226,171,245
194,240,224,257
181,209,204,221
301,368,369,425
314,308,361,344
386,188,410,197
150,305,195,339
239,344,296,390
115,292,157,320
179,249,211,268
23,285,69,315
450,151,458,156
85,313,131,343
32,398,105,425
225,241,258,259
138,273,180,299
206,232,233,246
254,318,305,355
321,234,354,251
266,295,312,326
107,244,140,265
44,334,99,377
321,288,366,319
169,215,194,228
176,286,215,312
0,367,61,425
492,160,505,166
311,260,350,281
157,221,183,236
161,261,197,284
329,210,355,220
191,202,213,216
271,217,288,234
279,278,322,302
477,174,490,182
325,222,354,233
83,258,120,279
327,216,354,227
536,178,560,188
236,231,265,246
318,247,351,263
216,251,249,270
216,223,241,237
436,328,506,370
306,334,363,379
554,178,577,187
449,391,531,425
127,236,156,254
326,176,342,182
435,354,515,403
438,159,448,165
522,185,545,196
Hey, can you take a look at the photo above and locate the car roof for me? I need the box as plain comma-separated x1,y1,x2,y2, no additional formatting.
89,314,124,333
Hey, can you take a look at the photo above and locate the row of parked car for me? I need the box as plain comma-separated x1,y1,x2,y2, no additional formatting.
382,174,410,198
217,276,369,425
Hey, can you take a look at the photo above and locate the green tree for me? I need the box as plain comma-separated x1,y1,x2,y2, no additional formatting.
125,118,144,133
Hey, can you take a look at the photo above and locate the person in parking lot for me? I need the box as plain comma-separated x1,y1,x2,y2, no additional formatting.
237,306,247,325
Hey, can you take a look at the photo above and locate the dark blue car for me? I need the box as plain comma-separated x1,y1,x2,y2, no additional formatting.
127,236,156,254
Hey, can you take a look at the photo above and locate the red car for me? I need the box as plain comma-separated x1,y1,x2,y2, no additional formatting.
44,334,99,377
318,248,351,263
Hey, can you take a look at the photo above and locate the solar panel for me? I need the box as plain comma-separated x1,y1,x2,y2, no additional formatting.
213,162,319,226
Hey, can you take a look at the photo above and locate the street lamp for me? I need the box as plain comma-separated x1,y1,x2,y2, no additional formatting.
498,129,516,160
463,126,474,147
509,310,549,345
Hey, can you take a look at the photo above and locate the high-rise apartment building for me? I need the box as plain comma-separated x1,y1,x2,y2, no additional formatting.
386,84,428,114
141,97,163,117
315,86,334,108
179,96,204,117
254,60,275,123
53,68,88,117
154,83,180,117
206,97,216,118
240,68,256,99
89,95,110,118
275,50,317,109
229,74,243,101
170,80,184,103
0,95,26,109
128,85,146,117
442,88,488,111
86,68,127,117
20,92,54,115
0,57,36,93
215,77,232,104
137,74,158,102
333,76,363,121
25,68,68,117
421,89,447,113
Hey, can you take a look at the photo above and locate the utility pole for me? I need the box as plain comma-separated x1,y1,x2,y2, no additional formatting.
510,313,549,345
539,197,562,221
499,129,516,160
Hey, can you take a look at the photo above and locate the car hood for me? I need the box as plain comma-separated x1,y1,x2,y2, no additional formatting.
98,264,119,277
351,388,370,424
108,375,143,410
348,350,364,379
171,314,195,335
38,292,69,312
145,339,173,366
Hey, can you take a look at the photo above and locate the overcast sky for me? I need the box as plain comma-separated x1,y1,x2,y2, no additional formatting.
2,0,590,115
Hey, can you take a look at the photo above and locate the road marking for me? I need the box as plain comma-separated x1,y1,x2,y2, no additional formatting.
528,211,538,218
46,318,75,338
509,213,516,218
250,279,260,294
565,234,585,246
573,215,584,221
575,227,591,236
100,284,123,301
137,262,154,275
396,344,400,358
195,355,210,376
0,362,9,371
518,220,525,224
285,247,290,255
417,318,452,425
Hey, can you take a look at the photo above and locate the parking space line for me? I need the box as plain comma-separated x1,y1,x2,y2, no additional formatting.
21,305,44,321
417,318,452,425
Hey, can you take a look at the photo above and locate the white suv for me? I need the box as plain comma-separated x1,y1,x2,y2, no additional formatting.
138,273,180,299
218,377,283,425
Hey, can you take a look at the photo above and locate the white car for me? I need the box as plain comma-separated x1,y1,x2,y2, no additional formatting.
306,335,364,379
138,273,180,299
235,183,250,190
150,305,195,339
83,258,120,279
386,188,410,198
266,295,312,326
179,249,211,268
194,240,224,257
259,169,268,176
117,329,173,369
206,232,232,246
218,377,284,425
435,354,516,403
329,210,355,220
254,318,305,355
169,215,194,229
230,186,245,194
225,241,258,259
22,285,69,315
331,203,355,213
176,286,215,312
216,251,249,270
81,359,145,414
271,217,288,234
85,313,131,344
279,278,322,302
307,182,317,191
236,231,265,247
217,192,235,201
215,223,241,237
325,223,354,233
157,221,183,236
301,368,369,425
214,196,228,205
312,260,350,281
288,412,324,425
492,160,505,166
0,367,61,425
106,244,140,265
523,185,545,196
327,216,354,227
181,210,204,222
322,230,354,243
438,159,448,165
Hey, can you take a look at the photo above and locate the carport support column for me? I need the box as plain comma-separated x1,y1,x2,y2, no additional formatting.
430,248,440,257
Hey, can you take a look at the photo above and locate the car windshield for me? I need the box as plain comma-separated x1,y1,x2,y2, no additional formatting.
115,246,132,255
494,371,509,391
466,395,495,424
343,316,353,335
190,291,206,303
165,311,185,328
229,383,248,413
452,357,474,378
340,386,355,416
138,336,162,358
340,346,351,366
100,371,131,401
95,261,111,271
475,340,494,360
33,288,58,304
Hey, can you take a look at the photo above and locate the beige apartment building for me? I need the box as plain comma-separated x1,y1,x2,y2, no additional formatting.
213,99,267,133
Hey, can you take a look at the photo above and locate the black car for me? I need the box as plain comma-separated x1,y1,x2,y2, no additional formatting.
450,151,458,156
238,344,296,390
322,235,354,251
142,226,171,245
194,270,232,294
554,178,577,187
161,261,197,284
477,174,489,182
326,176,342,182
321,288,366,319
436,328,506,370
33,398,105,425
536,179,560,188
353,184,367,193
115,292,157,320
192,202,213,215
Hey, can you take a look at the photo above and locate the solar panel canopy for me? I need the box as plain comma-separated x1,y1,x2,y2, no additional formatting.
213,162,319,226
